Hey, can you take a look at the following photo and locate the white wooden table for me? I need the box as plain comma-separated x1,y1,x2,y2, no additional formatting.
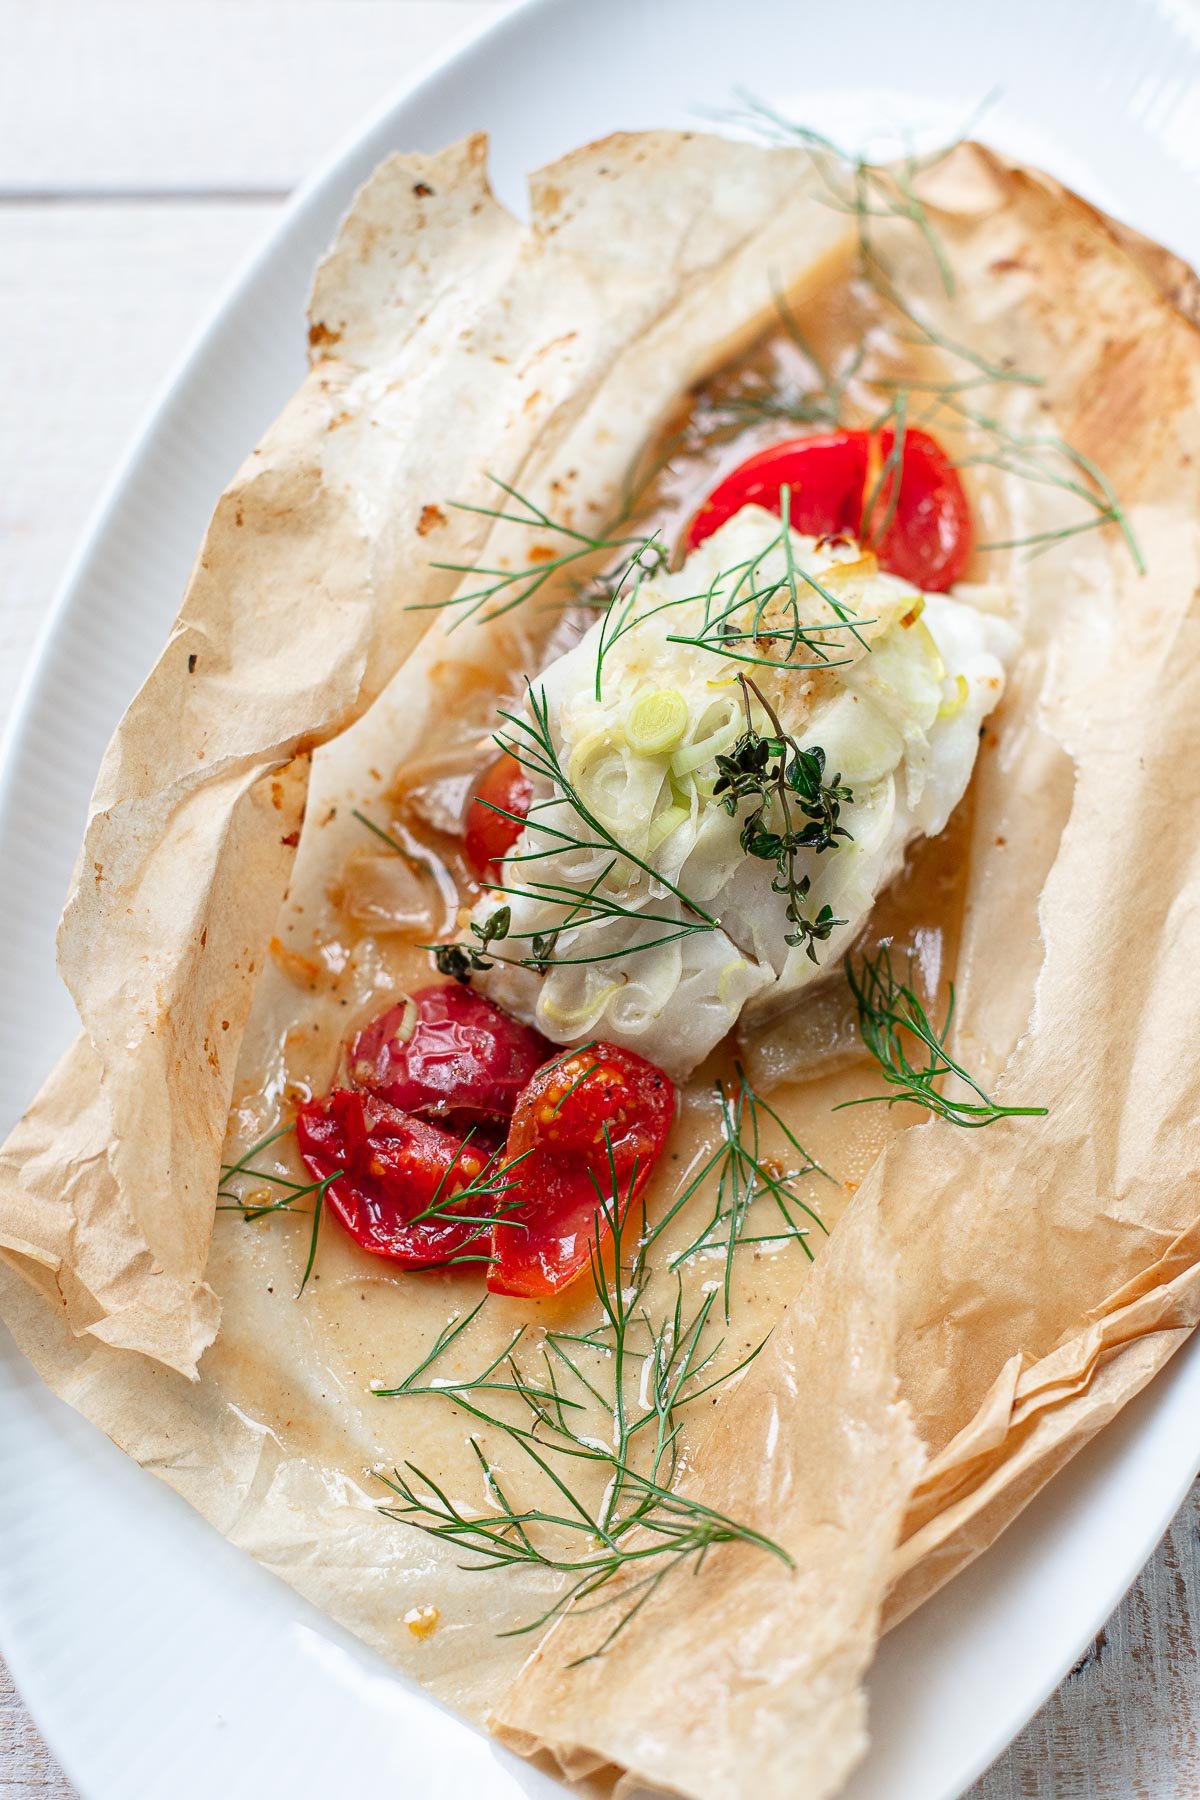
1,4,1198,1795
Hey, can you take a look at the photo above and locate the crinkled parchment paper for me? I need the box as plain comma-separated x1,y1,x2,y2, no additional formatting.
2,131,1200,1800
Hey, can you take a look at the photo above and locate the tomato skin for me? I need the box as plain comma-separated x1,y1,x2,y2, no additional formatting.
686,431,868,550
487,1043,676,1300
349,984,550,1129
465,751,532,879
296,1088,501,1267
685,426,971,592
867,427,972,590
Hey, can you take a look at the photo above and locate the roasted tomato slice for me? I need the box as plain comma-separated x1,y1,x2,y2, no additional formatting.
685,426,971,592
296,1087,502,1268
349,984,551,1130
487,1043,675,1299
465,751,532,879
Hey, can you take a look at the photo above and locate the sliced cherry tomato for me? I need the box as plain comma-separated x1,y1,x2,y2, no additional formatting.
296,1087,502,1268
349,984,550,1130
685,425,971,592
465,751,532,879
687,430,867,549
865,426,973,591
487,1043,675,1299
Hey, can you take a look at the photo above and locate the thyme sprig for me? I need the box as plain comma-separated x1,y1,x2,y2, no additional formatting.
713,676,851,963
375,1139,791,1657
840,946,1048,1128
432,903,512,982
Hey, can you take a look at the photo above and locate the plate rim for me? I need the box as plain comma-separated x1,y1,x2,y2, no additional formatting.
2,1,1199,1794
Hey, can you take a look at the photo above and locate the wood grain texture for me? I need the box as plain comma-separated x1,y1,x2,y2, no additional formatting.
0,1662,73,1797
1,2,1198,1797
973,1480,1200,1798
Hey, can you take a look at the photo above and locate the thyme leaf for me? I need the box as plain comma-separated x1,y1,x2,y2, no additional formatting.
714,676,852,963
432,903,511,982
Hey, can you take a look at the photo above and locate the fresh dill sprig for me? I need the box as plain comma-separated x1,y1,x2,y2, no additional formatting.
930,392,1146,574
217,1120,528,1285
587,485,875,703
404,1132,533,1240
477,868,714,970
712,91,964,298
839,946,1048,1128
701,275,850,434
496,685,722,941
705,387,831,432
714,92,1144,574
350,808,431,875
425,682,724,982
642,1063,829,1322
661,488,874,675
412,474,667,628
216,1122,336,1297
374,1137,791,1658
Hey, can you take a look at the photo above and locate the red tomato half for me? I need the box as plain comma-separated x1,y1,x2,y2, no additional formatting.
297,1088,503,1268
465,751,532,879
865,427,973,591
687,430,868,549
349,985,550,1130
487,1043,675,1299
685,426,971,592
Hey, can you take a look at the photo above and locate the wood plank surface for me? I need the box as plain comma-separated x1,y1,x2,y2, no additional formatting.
978,1481,1200,1798
0,1663,73,1798
1,3,1198,1797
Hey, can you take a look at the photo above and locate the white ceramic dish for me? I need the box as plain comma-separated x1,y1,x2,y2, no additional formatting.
3,2,1200,1795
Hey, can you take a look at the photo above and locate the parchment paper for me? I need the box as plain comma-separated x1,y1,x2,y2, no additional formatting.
0,129,852,1377
491,147,1200,1786
3,131,1200,1800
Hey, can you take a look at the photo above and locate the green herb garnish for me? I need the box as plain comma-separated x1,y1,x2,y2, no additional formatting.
713,92,1144,573
412,475,666,627
433,903,511,982
374,1136,792,1659
840,946,1048,1128
713,675,852,963
642,1063,829,1321
216,1123,337,1297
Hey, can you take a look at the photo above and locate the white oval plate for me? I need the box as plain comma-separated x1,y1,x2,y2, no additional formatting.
3,2,1200,1796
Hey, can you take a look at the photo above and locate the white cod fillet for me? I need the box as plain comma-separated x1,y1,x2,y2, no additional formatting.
476,507,1016,1076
